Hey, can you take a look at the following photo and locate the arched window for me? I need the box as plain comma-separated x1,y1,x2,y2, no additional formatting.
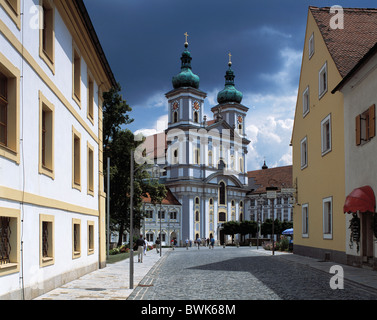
194,148,200,164
238,124,243,134
239,157,244,173
195,197,200,205
219,181,226,205
209,198,213,205
208,151,213,167
173,149,178,164
173,111,178,123
193,111,199,123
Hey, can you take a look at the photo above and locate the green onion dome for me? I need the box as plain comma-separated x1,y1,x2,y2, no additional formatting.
217,61,243,104
172,42,200,89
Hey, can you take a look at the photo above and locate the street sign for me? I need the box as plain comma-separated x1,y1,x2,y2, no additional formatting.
266,190,277,199
281,188,296,194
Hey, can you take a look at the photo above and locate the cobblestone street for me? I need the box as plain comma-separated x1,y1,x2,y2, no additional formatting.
129,247,377,300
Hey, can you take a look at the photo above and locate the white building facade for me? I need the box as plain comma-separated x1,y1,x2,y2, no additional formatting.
0,0,115,299
334,43,377,269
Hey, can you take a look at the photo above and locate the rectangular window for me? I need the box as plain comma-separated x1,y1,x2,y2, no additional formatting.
39,91,54,179
72,219,81,259
158,211,165,220
73,48,81,105
321,114,332,155
72,127,81,190
302,204,309,237
0,72,7,146
309,33,314,58
319,62,328,99
323,197,332,239
170,211,177,220
2,0,21,28
39,214,54,267
303,86,310,117
356,104,375,146
300,136,308,169
146,233,154,242
87,142,94,196
0,57,20,163
87,221,94,255
145,210,153,219
87,75,94,123
39,0,55,73
0,208,20,276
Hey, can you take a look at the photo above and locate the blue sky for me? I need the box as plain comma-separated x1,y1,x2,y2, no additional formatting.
84,0,377,171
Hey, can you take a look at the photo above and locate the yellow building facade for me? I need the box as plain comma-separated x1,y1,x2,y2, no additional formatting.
292,7,346,263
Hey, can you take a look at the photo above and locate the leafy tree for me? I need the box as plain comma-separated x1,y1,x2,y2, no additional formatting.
102,84,157,246
240,220,257,240
222,221,240,244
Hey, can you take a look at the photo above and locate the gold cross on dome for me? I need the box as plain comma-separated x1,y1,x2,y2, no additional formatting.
228,52,232,63
184,32,189,43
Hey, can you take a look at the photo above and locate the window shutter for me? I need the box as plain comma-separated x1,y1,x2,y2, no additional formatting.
356,114,361,145
369,104,375,139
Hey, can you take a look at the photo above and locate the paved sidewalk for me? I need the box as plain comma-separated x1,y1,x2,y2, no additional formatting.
34,249,169,300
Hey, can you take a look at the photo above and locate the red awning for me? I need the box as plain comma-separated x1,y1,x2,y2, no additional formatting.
343,186,375,214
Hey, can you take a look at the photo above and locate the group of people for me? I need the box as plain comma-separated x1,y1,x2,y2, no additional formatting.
135,235,162,263
185,237,215,249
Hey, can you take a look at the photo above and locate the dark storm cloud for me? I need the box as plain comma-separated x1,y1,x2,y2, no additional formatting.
84,0,308,108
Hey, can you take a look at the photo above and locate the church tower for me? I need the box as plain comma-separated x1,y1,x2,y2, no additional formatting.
212,54,248,137
165,34,207,177
166,33,207,130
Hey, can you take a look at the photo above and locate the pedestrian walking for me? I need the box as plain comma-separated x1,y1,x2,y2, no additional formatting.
155,237,160,253
210,237,215,249
185,238,189,250
136,235,144,263
143,237,147,255
197,237,201,249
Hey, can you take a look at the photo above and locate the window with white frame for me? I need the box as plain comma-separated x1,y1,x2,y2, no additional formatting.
145,210,153,219
323,197,332,239
309,33,314,58
300,137,308,169
303,86,310,117
319,62,328,98
321,114,331,155
302,204,309,237
146,233,154,242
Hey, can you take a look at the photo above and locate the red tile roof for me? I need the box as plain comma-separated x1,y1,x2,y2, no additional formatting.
142,188,181,206
247,165,293,194
310,6,377,78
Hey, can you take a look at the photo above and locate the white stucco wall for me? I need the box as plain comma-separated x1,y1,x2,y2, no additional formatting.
0,0,102,298
342,52,377,258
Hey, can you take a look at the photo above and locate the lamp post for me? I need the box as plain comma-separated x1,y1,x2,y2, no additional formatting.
129,150,135,289
107,156,110,260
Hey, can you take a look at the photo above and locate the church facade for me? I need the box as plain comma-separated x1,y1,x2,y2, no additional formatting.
143,37,251,244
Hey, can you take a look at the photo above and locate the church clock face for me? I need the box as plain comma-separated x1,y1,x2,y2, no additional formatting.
193,101,200,111
237,115,243,124
172,101,179,111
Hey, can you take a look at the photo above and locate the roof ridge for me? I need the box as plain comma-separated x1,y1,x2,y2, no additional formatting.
310,6,377,12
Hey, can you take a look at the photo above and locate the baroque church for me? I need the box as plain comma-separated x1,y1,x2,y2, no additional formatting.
142,35,251,244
